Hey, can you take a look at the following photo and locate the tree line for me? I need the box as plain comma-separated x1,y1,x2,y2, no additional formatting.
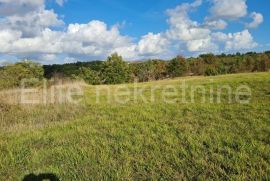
0,51,270,89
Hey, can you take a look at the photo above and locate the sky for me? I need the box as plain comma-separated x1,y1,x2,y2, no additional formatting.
0,0,269,64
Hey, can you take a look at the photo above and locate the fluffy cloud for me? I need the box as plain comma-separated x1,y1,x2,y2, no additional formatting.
0,0,261,63
204,19,227,30
165,0,216,53
66,21,131,49
0,0,44,16
0,21,133,58
210,0,247,19
186,38,218,52
165,0,259,54
212,30,257,50
0,9,64,37
246,12,264,28
0,30,22,52
137,33,170,56
0,0,135,61
166,0,206,41
225,30,258,50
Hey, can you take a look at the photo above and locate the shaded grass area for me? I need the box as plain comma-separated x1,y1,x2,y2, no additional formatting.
0,72,270,180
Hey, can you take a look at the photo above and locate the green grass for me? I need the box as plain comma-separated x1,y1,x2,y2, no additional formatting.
0,72,270,180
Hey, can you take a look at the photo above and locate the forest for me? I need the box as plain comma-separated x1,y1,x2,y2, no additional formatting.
0,51,270,89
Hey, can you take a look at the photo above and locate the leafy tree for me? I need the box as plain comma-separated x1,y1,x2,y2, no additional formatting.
152,60,167,80
167,56,188,77
244,56,255,72
2,50,268,89
74,67,101,85
254,53,270,72
131,61,154,82
0,61,44,89
200,53,218,65
102,53,131,84
131,60,167,82
189,57,206,75
204,67,219,76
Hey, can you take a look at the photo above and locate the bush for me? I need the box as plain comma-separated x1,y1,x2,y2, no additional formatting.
74,67,101,85
167,56,188,77
0,61,44,89
204,67,219,76
102,53,131,84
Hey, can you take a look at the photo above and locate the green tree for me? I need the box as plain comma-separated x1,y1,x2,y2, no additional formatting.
0,61,44,89
102,53,131,84
167,56,188,77
75,67,101,85
131,62,151,82
189,57,205,75
204,67,219,76
200,53,218,65
152,60,167,80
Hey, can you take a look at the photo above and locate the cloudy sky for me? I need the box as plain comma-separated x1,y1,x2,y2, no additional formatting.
0,0,269,64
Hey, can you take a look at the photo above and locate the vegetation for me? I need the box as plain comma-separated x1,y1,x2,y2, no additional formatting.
2,51,269,90
167,56,188,77
0,51,269,179
72,67,101,85
0,61,44,89
0,72,269,180
40,51,270,86
101,53,131,84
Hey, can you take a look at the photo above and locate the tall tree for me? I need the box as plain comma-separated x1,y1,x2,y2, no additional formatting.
102,53,131,84
167,56,188,77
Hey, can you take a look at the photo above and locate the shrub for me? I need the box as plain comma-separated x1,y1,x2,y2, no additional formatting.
0,61,44,89
204,67,219,76
102,53,131,84
75,67,101,85
167,56,188,77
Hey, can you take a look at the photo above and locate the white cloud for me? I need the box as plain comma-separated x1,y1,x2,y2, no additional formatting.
165,0,205,42
0,0,134,61
66,21,131,49
210,0,247,19
0,0,44,16
165,0,219,53
211,30,257,51
55,0,64,6
246,12,263,28
186,38,218,52
225,30,258,50
0,21,134,60
0,30,22,52
0,0,261,62
1,9,64,37
137,33,170,56
64,56,77,64
112,45,137,60
211,32,229,42
204,19,227,30
164,0,258,54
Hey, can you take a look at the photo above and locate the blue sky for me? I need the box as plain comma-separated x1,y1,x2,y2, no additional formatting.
0,0,269,64
47,0,269,42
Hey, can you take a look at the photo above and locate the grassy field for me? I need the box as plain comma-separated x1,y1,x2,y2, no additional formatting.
0,72,270,180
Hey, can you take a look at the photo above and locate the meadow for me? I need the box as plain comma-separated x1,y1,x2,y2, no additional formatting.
0,72,269,180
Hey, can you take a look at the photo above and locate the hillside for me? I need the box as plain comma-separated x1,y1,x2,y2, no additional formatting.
0,72,270,180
